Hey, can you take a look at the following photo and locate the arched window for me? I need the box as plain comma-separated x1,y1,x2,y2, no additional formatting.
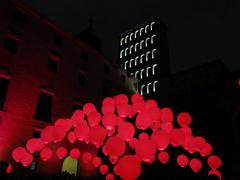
146,66,151,77
124,61,129,70
145,24,150,33
130,45,134,54
140,27,144,36
141,84,145,95
120,50,124,58
125,48,129,56
150,22,155,30
140,40,144,49
130,59,134,68
152,49,157,59
135,43,139,52
146,51,151,61
125,35,129,43
145,37,150,47
152,64,157,75
140,54,145,63
135,56,139,65
135,71,139,78
153,81,158,92
130,33,134,41
147,83,151,94
120,38,124,45
140,69,145,79
151,34,156,44
135,30,139,38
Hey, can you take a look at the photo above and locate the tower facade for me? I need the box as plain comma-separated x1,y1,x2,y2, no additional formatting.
118,17,170,98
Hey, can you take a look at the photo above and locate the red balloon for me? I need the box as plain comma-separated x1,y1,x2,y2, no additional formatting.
6,163,12,174
74,122,89,141
110,156,119,164
131,93,143,103
136,112,152,130
102,103,115,114
208,169,222,180
115,155,141,180
151,130,170,151
88,125,106,147
106,173,114,180
68,131,77,143
169,129,186,147
135,139,156,163
82,152,92,162
104,136,126,157
103,97,115,105
56,147,67,160
160,108,174,123
87,111,101,127
113,94,128,105
190,159,202,173
12,147,27,162
200,142,212,157
132,99,146,113
21,153,33,167
99,164,109,175
177,112,192,127
139,132,149,141
40,147,52,161
207,155,222,170
40,126,54,144
83,103,97,115
52,126,66,143
55,118,73,132
177,154,189,168
116,103,132,118
148,107,162,124
128,138,139,149
92,157,102,167
158,151,169,164
107,127,116,137
102,113,118,130
161,122,173,133
70,148,81,160
194,136,206,152
26,138,45,153
71,110,85,126
145,99,158,109
118,122,135,141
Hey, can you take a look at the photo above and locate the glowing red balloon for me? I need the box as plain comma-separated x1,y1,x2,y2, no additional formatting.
110,156,119,164
131,93,143,103
160,107,174,123
12,147,27,162
74,122,89,141
161,122,173,133
117,122,135,141
194,136,206,152
92,157,102,167
87,111,101,127
113,94,128,105
145,99,158,109
56,147,67,160
190,159,202,173
67,131,77,143
55,118,73,132
70,148,81,160
177,154,189,168
26,138,45,153
6,163,12,174
158,151,169,164
169,129,186,147
41,126,54,144
52,126,66,143
200,142,212,157
82,152,92,162
116,103,132,118
106,173,114,180
83,103,97,115
177,112,192,127
21,153,33,167
132,99,146,113
103,97,115,105
105,136,126,157
135,139,156,163
150,121,161,131
115,155,141,180
102,113,118,130
148,107,162,124
139,132,149,141
208,169,222,180
181,126,192,135
40,147,52,161
136,112,152,130
88,125,106,147
207,155,222,170
107,126,116,137
151,130,170,151
99,164,109,175
128,138,139,149
71,110,85,126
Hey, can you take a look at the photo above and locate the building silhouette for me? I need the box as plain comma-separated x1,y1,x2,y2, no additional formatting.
117,17,170,98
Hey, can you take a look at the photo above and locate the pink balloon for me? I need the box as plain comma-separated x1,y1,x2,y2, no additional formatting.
190,159,202,173
55,118,73,132
103,97,115,105
128,138,139,149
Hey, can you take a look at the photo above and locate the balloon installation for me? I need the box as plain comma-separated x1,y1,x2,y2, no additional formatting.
11,93,222,180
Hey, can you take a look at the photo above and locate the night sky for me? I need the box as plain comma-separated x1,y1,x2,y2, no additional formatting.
23,0,240,73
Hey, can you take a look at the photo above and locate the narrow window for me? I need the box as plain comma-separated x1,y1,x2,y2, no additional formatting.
34,92,53,123
78,72,85,87
13,9,26,23
4,36,18,53
53,33,63,45
0,78,10,111
48,57,58,72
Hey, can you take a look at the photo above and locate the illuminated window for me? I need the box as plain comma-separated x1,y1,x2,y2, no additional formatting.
130,59,134,68
145,37,150,47
151,34,156,44
130,33,134,41
4,36,18,53
140,54,145,63
140,69,145,79
0,78,10,111
34,91,53,123
141,85,145,95
13,9,26,23
135,30,139,38
78,72,85,87
135,56,139,65
120,50,124,58
140,28,144,36
146,67,151,77
153,64,157,75
125,48,129,56
124,61,129,70
152,49,157,59
146,51,151,61
140,40,144,49
53,33,63,45
153,81,158,92
135,71,139,78
150,22,155,30
145,25,150,33
135,43,139,52
48,57,58,73
125,35,129,43
130,45,134,54
147,83,151,94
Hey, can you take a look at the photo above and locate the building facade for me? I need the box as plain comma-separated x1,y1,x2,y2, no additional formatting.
118,17,170,98
0,0,135,177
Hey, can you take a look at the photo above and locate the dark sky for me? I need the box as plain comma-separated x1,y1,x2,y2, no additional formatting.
23,0,240,73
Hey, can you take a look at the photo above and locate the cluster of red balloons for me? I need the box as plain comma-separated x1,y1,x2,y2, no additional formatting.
11,93,222,180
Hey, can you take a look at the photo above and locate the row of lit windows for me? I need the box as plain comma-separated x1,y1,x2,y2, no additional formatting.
139,80,159,95
120,22,156,45
120,35,156,58
122,49,157,70
134,64,158,79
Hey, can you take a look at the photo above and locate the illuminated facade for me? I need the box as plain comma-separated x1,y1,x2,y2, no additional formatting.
118,17,170,97
0,0,135,177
